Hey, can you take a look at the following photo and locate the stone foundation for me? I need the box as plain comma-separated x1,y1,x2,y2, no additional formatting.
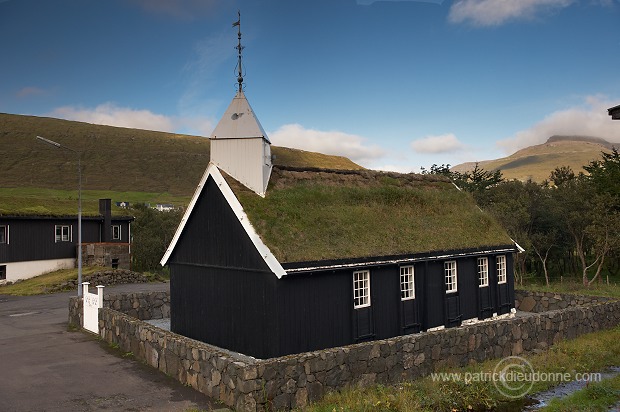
68,290,620,412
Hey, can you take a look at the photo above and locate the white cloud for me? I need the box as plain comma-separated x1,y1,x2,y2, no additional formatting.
448,0,574,26
16,86,47,98
50,103,175,132
497,96,620,154
268,124,386,166
179,32,235,115
410,133,465,153
357,0,445,4
48,103,214,136
371,163,420,173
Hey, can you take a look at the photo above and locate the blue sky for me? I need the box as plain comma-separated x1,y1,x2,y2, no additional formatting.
2,0,619,172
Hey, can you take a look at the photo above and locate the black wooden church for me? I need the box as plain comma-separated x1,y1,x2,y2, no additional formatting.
161,21,517,360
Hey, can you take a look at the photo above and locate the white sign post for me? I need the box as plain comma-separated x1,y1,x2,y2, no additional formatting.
83,282,104,334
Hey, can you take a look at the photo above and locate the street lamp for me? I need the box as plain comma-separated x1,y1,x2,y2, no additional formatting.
36,135,83,297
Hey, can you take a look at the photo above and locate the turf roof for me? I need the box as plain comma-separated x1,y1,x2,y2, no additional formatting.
224,166,513,264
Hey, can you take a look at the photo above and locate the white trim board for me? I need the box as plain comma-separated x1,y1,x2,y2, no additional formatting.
160,163,287,279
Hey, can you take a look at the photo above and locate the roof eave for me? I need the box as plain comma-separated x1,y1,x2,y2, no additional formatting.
281,244,519,275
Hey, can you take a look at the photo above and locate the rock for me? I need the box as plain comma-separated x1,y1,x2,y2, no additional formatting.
519,296,537,312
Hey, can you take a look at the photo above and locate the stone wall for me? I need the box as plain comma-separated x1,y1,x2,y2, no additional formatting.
67,290,620,412
69,289,169,330
55,269,158,293
515,289,612,313
81,243,131,270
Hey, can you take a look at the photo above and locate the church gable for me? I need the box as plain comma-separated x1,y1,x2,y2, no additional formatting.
167,175,269,271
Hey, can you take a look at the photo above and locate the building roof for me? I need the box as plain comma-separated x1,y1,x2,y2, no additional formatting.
209,90,270,142
609,104,620,120
161,163,514,276
228,166,514,264
0,215,133,221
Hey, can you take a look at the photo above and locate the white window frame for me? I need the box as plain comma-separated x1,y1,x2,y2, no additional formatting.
400,265,415,300
353,270,371,309
112,225,121,240
55,225,72,242
497,255,507,284
477,257,489,287
444,260,458,293
0,225,8,244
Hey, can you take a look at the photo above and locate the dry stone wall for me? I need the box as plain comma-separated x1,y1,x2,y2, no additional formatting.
515,289,612,313
53,269,156,293
69,289,169,330
68,290,620,412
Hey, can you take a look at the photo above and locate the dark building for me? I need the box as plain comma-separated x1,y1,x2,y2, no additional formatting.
161,90,519,359
0,199,132,283
609,104,620,120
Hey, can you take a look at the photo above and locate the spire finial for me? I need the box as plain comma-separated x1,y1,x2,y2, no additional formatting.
233,10,244,92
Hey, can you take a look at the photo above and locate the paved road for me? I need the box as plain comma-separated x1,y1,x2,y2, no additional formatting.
0,283,220,412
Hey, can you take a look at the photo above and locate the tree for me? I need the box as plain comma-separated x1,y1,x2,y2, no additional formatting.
130,204,183,272
475,180,535,284
548,165,575,187
466,163,504,193
552,178,618,286
528,185,564,286
583,197,620,285
421,163,503,194
584,148,620,200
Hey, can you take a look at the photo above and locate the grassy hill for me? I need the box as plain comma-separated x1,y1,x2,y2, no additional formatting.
0,113,362,215
452,135,619,182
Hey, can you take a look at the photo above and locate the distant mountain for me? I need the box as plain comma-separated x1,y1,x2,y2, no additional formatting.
0,113,362,196
452,135,619,182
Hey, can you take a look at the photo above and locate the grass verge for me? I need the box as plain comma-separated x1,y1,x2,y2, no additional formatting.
303,326,620,411
521,277,620,299
0,267,166,295
0,266,105,295
541,374,620,412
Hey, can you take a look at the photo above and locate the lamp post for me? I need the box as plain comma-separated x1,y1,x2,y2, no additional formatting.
36,136,83,297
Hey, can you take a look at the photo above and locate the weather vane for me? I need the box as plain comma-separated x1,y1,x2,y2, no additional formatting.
232,10,244,92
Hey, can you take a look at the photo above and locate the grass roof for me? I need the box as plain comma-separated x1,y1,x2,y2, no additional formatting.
226,166,513,264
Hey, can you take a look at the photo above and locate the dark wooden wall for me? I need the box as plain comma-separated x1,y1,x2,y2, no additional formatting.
168,175,279,358
0,217,131,264
170,264,278,358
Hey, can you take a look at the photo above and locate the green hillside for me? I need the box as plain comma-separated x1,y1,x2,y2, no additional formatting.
0,113,362,215
452,136,619,182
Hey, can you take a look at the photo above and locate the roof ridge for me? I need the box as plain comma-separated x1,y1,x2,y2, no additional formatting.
272,165,451,183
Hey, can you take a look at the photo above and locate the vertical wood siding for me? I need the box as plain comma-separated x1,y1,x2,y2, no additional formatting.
0,217,129,263
169,176,269,270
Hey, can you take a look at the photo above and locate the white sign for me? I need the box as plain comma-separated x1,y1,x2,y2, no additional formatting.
82,282,104,334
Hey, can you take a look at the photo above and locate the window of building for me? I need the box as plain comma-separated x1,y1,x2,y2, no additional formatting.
0,225,7,244
400,265,415,300
112,225,121,240
445,260,458,293
353,270,370,308
55,225,71,242
478,257,489,287
0,265,6,280
497,255,507,284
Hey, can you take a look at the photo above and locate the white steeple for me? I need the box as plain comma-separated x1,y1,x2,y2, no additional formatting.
209,91,272,196
208,12,272,197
